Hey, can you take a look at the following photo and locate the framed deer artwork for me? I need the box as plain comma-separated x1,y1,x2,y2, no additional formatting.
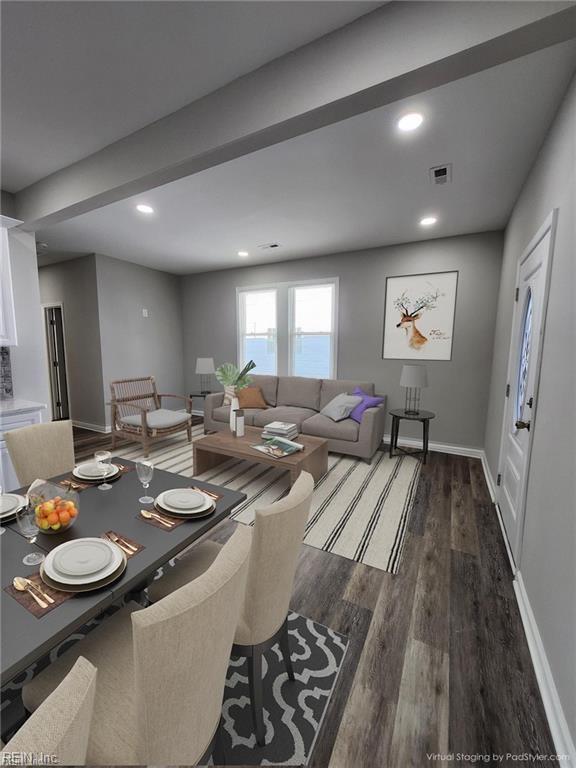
382,270,458,360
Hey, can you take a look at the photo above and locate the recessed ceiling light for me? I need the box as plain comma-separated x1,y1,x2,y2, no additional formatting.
419,216,438,227
237,250,249,257
398,113,423,132
136,204,154,214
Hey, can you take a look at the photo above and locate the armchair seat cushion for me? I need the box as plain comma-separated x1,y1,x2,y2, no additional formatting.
212,406,263,426
120,408,191,431
302,413,360,442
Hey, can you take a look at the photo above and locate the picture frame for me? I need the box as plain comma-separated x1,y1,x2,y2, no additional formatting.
382,270,458,360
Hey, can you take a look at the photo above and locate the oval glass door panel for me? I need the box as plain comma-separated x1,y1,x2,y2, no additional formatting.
515,287,533,425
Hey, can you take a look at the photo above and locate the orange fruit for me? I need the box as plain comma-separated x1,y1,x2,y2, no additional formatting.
47,512,59,525
58,511,71,525
69,506,78,518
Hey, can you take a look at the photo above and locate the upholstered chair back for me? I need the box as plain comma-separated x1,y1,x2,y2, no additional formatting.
131,524,252,764
1,657,96,764
5,419,75,486
237,471,314,646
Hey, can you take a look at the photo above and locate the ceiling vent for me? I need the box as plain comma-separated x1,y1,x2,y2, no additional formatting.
258,242,281,250
430,164,452,185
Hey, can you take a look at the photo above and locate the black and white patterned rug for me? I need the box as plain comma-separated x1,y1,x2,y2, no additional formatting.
1,609,347,766
218,611,347,765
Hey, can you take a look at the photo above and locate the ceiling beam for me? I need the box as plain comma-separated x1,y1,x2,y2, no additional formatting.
15,1,576,231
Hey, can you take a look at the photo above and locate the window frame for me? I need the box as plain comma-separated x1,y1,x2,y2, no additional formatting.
236,277,339,378
288,279,338,379
236,286,278,375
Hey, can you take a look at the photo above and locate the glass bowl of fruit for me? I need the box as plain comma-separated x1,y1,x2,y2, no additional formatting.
28,479,79,534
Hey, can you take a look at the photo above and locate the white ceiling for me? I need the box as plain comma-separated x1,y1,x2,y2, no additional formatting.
37,40,576,274
1,0,380,192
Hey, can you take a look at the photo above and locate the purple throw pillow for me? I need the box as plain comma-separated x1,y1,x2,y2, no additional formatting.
349,387,384,423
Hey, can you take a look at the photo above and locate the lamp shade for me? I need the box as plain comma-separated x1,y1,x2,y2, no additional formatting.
195,357,215,374
400,364,428,389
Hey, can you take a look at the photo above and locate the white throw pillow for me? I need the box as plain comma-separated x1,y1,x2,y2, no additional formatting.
320,393,362,422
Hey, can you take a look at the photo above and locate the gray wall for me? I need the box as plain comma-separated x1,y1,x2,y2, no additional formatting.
485,73,576,743
8,229,51,414
39,254,106,427
182,231,503,449
95,254,185,427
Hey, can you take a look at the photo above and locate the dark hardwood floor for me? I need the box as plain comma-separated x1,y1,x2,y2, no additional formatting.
73,430,556,767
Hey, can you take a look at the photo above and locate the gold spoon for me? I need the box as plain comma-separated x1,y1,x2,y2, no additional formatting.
140,509,175,528
13,577,48,609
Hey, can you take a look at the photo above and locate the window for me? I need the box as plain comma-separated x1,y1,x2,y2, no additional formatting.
237,279,338,378
290,284,336,378
238,289,277,374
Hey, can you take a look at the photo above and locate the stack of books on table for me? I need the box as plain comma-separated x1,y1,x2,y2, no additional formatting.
262,421,299,440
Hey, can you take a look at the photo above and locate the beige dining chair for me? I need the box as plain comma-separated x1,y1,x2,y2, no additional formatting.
22,525,252,765
5,420,75,487
149,470,314,745
1,657,96,765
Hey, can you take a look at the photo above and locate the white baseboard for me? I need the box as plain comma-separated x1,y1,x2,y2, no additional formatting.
514,573,576,767
72,420,111,434
383,433,484,459
480,453,574,765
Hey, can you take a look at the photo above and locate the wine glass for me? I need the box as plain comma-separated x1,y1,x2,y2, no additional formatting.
95,450,113,491
17,504,45,566
136,460,154,505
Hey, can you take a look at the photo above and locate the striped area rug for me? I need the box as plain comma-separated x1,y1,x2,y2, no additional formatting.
111,426,421,574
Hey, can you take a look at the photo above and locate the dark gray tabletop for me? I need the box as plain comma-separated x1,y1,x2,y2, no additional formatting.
389,409,435,420
1,459,245,686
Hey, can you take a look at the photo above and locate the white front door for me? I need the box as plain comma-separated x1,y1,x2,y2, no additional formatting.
498,211,557,566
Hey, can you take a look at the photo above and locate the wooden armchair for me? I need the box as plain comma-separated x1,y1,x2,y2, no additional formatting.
110,377,193,457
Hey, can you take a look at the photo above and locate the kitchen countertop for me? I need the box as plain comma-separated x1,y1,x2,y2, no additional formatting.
0,399,47,417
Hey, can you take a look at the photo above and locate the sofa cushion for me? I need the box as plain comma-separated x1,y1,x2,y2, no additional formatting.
212,406,262,426
321,393,362,422
253,406,317,430
302,413,359,442
319,379,375,410
250,375,278,406
350,388,385,423
237,386,268,409
121,408,190,430
277,376,321,410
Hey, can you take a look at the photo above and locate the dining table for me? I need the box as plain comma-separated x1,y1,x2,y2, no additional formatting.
0,457,246,741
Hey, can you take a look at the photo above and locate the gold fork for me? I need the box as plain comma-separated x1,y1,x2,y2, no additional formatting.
106,532,137,554
24,578,55,604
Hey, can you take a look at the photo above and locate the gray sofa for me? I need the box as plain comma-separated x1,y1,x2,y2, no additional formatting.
204,374,386,461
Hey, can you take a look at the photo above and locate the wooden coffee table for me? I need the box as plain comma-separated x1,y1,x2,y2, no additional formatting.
193,427,328,485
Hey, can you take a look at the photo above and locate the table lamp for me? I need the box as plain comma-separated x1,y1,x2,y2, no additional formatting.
196,357,215,394
400,364,428,415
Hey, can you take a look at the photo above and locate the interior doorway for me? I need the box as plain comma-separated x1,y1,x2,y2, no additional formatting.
497,210,557,568
43,304,70,421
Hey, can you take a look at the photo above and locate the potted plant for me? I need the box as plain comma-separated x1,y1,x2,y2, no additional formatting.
215,361,257,431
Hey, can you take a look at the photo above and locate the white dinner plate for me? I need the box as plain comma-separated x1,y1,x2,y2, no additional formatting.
41,553,127,593
155,490,214,517
52,539,113,576
162,489,204,510
44,538,122,585
73,463,120,481
0,494,26,518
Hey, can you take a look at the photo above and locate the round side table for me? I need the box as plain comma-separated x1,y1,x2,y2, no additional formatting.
389,409,435,464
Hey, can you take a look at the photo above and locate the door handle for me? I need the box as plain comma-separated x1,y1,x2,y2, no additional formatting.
515,420,531,431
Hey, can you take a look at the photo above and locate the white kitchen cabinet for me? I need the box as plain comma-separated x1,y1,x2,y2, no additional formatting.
0,217,21,347
0,400,46,490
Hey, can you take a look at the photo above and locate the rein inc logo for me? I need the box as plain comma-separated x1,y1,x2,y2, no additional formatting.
1,753,59,765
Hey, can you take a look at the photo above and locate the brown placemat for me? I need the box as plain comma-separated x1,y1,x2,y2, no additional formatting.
101,530,144,558
59,461,135,492
4,572,74,619
136,508,187,530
